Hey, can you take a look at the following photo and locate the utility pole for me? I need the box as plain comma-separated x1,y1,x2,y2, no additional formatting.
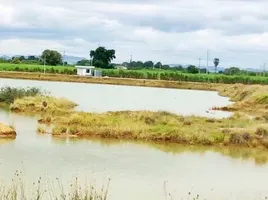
264,63,266,77
43,55,46,74
198,58,201,73
130,54,132,63
206,49,209,74
63,50,65,66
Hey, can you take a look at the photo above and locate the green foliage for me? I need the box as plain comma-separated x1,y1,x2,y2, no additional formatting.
41,49,63,66
12,57,21,64
102,69,268,85
0,63,76,74
76,59,92,66
187,65,199,74
143,61,154,68
0,86,42,104
90,46,116,69
154,62,162,69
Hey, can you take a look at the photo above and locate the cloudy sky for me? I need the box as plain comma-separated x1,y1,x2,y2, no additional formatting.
0,0,267,68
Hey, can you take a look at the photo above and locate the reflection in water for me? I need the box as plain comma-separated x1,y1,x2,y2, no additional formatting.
68,137,268,166
0,138,15,145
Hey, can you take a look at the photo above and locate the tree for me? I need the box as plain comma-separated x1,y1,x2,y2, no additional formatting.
224,67,240,75
154,62,162,69
12,57,21,64
214,58,220,73
162,65,170,70
144,61,154,69
76,59,92,66
28,55,38,60
19,56,25,61
90,46,116,69
187,65,199,74
41,49,62,66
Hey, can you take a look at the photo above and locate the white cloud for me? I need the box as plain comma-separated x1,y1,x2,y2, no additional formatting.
0,0,268,68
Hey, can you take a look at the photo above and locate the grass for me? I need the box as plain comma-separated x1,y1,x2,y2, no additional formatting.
2,63,268,85
34,107,268,148
10,96,77,114
3,83,268,148
0,171,110,200
0,63,76,75
3,81,268,148
0,122,16,138
102,69,268,84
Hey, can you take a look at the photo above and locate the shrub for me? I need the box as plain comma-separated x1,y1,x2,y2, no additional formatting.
229,133,245,144
0,86,42,104
255,127,268,137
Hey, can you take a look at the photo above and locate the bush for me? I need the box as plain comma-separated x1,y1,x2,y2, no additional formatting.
0,86,42,104
229,133,245,144
255,127,268,137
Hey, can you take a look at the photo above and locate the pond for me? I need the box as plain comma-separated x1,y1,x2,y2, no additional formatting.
1,78,268,200
0,78,232,118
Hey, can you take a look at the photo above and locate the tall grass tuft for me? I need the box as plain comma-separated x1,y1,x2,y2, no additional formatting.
0,171,110,200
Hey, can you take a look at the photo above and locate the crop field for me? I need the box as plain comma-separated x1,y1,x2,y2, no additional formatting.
1,63,268,84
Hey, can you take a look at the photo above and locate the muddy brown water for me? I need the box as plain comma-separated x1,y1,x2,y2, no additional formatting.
0,78,268,200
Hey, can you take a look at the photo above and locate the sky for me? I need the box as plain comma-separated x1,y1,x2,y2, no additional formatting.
0,0,268,68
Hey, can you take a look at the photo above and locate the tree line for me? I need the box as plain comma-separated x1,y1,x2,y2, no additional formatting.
0,47,262,76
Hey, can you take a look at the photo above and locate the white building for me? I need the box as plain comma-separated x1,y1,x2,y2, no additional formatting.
75,66,95,76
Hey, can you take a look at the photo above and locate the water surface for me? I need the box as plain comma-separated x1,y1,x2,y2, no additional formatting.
1,78,268,200
0,78,232,118
0,110,268,200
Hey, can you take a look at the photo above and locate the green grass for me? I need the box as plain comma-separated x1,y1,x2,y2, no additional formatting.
2,63,268,85
0,63,76,75
102,69,268,84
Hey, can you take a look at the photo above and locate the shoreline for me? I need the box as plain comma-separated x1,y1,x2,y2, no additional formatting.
0,71,221,91
1,74,268,149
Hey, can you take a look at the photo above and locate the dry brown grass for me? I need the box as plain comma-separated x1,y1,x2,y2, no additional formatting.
3,75,268,148
0,123,16,138
10,95,77,115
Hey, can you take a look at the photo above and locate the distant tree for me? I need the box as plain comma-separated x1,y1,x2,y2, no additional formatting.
127,61,144,69
19,56,25,61
224,67,240,75
187,65,199,74
41,49,62,66
173,65,184,71
28,55,38,60
154,62,162,69
76,59,92,66
136,61,144,68
90,46,116,69
12,57,21,64
214,58,220,73
162,65,170,70
200,68,207,74
144,61,154,69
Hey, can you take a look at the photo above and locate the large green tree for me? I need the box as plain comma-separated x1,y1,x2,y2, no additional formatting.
187,65,199,74
154,62,162,69
90,47,116,69
41,49,62,66
143,61,154,69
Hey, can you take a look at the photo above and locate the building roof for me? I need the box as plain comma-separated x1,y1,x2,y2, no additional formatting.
75,65,95,69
